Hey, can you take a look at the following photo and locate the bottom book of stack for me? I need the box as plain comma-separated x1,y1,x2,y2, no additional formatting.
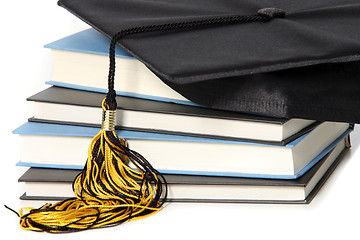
19,134,350,204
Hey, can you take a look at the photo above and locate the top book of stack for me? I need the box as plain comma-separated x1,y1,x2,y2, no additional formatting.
45,28,191,105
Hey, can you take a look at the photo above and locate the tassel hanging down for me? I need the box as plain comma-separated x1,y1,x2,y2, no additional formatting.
18,98,167,232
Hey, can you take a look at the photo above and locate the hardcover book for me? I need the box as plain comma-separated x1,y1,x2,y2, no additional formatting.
18,135,350,204
13,121,351,179
27,86,319,145
45,28,189,105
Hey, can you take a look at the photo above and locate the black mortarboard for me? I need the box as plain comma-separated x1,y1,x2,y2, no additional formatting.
57,0,360,123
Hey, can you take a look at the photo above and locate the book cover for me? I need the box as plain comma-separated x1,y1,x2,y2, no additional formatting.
13,121,352,179
45,28,190,105
27,86,319,145
44,28,132,58
18,136,350,204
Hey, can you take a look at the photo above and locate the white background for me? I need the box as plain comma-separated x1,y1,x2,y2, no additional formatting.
1,1,360,238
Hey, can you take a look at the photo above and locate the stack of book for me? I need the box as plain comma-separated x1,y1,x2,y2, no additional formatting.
14,28,353,204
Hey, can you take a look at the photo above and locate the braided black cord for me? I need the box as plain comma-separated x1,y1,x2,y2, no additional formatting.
105,13,271,109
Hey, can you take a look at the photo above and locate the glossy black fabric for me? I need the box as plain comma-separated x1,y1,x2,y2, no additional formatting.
58,0,360,123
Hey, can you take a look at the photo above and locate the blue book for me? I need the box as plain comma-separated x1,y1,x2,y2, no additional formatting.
13,121,352,179
45,28,196,106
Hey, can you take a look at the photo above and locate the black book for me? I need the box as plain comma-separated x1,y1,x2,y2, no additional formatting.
27,86,319,145
18,135,350,204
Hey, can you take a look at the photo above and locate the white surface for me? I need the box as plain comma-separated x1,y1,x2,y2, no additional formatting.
1,1,360,238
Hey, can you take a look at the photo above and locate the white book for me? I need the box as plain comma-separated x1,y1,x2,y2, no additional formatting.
28,86,317,145
13,121,351,179
45,28,190,105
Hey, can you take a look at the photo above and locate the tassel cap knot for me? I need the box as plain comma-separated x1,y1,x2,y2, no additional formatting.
101,110,116,131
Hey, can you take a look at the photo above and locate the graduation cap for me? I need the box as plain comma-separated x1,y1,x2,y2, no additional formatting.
57,0,360,123
17,0,360,232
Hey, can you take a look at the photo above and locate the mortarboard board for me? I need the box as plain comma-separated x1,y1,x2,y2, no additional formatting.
57,0,360,123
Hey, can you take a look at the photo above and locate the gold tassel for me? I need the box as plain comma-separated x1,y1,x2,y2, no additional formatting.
18,99,167,232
